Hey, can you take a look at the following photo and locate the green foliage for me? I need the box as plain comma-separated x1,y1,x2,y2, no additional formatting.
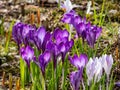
20,58,30,89
5,20,15,53
0,18,4,35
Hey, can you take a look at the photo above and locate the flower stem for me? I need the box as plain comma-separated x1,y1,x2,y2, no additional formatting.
106,75,109,90
43,77,46,90
54,69,57,90
69,25,73,40
82,79,85,90
62,63,65,89
99,84,101,90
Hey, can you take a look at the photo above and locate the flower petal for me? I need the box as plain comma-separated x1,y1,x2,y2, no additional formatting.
70,69,83,90
37,26,46,44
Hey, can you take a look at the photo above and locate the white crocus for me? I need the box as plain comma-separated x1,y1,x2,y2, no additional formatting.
86,58,95,85
86,57,103,85
94,57,102,83
61,0,80,13
102,54,113,76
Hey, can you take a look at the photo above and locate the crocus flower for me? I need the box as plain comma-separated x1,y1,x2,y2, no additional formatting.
86,58,95,85
61,0,80,13
53,28,69,44
101,54,113,76
70,68,83,90
22,24,36,45
72,15,82,27
94,57,102,83
61,10,102,48
12,22,37,47
46,40,60,69
86,26,102,48
38,50,51,77
69,54,88,69
58,39,74,63
33,26,51,51
53,28,74,62
20,46,35,68
47,28,74,69
76,22,86,39
12,22,24,47
86,57,102,85
61,10,76,24
115,82,120,87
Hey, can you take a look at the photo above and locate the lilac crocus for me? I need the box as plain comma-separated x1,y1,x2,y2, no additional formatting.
20,46,35,68
70,68,83,90
69,54,88,69
38,50,51,77
101,54,113,76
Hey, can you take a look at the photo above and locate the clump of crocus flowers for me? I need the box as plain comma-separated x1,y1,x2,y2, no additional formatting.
12,21,74,89
69,54,113,90
12,9,114,90
62,10,102,48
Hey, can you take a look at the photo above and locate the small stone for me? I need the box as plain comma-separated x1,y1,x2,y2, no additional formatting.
109,10,117,15
0,9,8,14
1,63,9,67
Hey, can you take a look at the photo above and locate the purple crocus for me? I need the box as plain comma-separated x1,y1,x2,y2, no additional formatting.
75,22,86,39
12,22,24,48
22,24,36,45
58,40,74,63
53,28,74,62
69,54,88,69
69,54,88,89
53,28,69,44
72,15,82,27
86,26,102,48
61,10,102,48
46,40,60,69
61,10,76,24
115,82,120,87
38,50,51,77
70,68,83,90
33,26,51,51
20,46,35,68
12,22,37,47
